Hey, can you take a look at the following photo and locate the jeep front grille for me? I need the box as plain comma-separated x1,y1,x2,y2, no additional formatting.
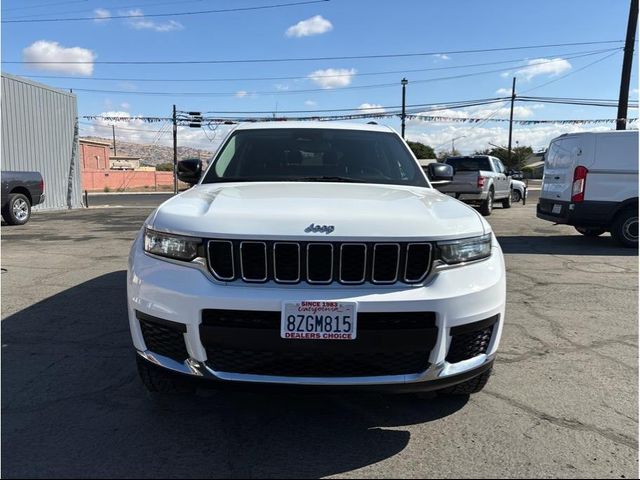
207,240,433,285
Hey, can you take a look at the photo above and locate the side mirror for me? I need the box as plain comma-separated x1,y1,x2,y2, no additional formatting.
427,163,454,184
177,158,202,185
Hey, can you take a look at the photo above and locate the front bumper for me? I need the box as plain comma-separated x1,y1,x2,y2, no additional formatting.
128,234,506,389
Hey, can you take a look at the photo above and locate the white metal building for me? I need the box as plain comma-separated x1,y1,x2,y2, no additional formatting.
1,72,82,210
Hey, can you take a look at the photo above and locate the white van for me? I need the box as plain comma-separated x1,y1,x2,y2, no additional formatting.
537,130,638,247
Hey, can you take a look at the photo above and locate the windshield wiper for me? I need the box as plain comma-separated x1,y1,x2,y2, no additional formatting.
298,176,368,183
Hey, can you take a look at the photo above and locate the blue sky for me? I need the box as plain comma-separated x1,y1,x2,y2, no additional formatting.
2,0,638,153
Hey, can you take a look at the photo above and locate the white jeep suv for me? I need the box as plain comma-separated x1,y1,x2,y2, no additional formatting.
128,122,506,395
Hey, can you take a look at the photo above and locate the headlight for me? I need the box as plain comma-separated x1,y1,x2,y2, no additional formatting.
437,234,492,265
144,228,201,261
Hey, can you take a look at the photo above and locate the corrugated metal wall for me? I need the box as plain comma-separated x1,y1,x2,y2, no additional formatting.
1,73,82,211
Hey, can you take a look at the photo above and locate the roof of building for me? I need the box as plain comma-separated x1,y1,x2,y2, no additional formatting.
523,161,545,169
80,138,112,146
1,72,76,98
110,155,141,161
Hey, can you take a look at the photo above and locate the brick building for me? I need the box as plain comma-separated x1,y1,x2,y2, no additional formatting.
79,138,175,192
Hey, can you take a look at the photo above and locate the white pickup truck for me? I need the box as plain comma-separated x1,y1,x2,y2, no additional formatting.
437,155,513,215
128,122,506,397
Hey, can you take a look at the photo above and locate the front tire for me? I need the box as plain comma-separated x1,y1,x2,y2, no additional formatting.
438,368,493,396
610,208,638,248
2,193,31,225
136,355,196,394
575,226,606,237
511,189,522,203
479,189,494,216
502,190,513,208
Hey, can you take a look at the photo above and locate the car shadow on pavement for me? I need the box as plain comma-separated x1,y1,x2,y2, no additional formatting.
497,235,637,256
2,271,467,479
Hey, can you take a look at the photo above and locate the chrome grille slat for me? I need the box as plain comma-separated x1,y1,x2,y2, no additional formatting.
239,241,268,282
207,240,433,285
404,243,432,283
339,243,367,284
207,240,235,281
372,243,400,284
273,242,300,283
306,243,333,284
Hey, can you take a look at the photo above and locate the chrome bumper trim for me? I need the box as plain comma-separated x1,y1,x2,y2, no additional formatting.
137,349,496,386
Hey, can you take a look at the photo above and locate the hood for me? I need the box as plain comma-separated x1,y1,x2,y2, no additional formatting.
148,182,487,241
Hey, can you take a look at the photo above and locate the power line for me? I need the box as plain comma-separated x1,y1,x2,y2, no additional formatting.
1,0,329,23
4,0,208,19
3,40,623,64
80,96,635,125
2,0,88,12
13,47,620,83
520,50,621,94
81,98,509,121
520,96,637,107
44,52,625,98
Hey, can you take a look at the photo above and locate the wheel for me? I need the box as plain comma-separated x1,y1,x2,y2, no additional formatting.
438,368,493,396
610,208,638,248
136,355,196,394
2,193,31,225
511,189,522,203
575,226,606,237
502,190,513,208
479,189,494,216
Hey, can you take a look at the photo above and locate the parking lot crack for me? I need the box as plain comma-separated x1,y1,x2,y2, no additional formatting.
483,390,638,450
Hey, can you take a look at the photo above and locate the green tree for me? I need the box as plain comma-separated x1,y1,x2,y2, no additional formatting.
406,141,436,159
474,145,533,170
156,162,174,171
436,148,461,161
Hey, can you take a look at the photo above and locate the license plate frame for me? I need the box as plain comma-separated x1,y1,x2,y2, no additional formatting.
281,301,357,340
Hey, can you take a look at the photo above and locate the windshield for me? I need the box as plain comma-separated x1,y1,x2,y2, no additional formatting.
201,128,428,187
445,156,492,172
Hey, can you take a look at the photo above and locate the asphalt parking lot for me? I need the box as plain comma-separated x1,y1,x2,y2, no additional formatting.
1,196,637,478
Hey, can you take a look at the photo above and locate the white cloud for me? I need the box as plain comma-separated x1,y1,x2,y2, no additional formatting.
235,90,248,98
286,15,333,37
434,54,451,60
22,40,96,76
495,87,512,96
515,57,572,81
124,9,183,32
407,104,536,128
358,103,386,114
632,88,639,96
120,102,130,110
406,118,615,154
474,106,536,119
304,100,317,106
308,68,357,89
117,81,137,91
94,8,111,22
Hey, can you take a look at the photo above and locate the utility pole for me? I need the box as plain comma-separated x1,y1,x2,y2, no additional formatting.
507,76,517,167
172,104,178,194
111,125,117,156
451,135,466,154
617,0,638,130
401,78,408,139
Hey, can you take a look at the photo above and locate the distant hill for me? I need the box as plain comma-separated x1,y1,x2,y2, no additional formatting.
81,136,214,166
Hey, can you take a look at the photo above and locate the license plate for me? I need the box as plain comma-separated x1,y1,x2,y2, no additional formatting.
552,204,562,214
281,301,357,340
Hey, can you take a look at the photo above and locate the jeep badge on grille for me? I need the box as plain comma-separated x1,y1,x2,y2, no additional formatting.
305,223,335,234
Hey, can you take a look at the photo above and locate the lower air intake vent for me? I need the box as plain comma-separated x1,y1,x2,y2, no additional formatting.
446,315,499,363
137,311,189,362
